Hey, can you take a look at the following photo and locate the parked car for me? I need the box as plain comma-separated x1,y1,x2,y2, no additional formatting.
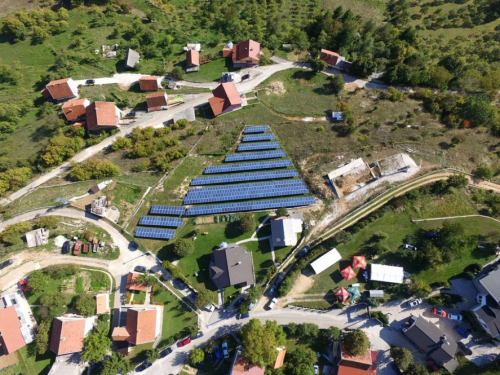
295,245,311,259
134,265,148,273
455,325,469,339
248,299,257,311
276,272,286,284
458,341,472,355
476,293,487,305
427,360,439,372
19,278,29,292
448,313,463,321
431,308,447,317
73,241,82,255
177,337,191,347
313,364,319,375
83,243,89,254
222,341,229,359
207,352,216,365
214,346,222,359
0,259,13,270
268,285,277,296
403,244,417,251
408,298,422,307
268,298,278,310
237,312,250,320
62,241,71,254
242,73,251,80
135,362,152,372
160,347,173,358
86,79,95,85
426,231,439,238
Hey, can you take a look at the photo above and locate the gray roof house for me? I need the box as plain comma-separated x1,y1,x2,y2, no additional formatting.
403,315,458,372
125,48,140,69
478,267,500,303
471,295,500,337
271,214,303,248
209,244,255,289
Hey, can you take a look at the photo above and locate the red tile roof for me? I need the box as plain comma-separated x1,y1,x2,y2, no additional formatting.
95,294,109,314
62,98,88,121
320,49,339,66
186,49,200,67
232,40,260,63
271,347,286,369
146,92,168,109
85,101,119,131
126,272,147,292
231,354,265,375
111,327,130,341
0,306,25,355
49,317,87,355
209,82,242,116
338,348,378,375
125,308,157,345
46,78,76,100
139,76,161,91
222,48,232,58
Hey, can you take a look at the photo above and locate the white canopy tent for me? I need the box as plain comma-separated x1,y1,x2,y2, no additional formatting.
310,248,342,275
370,264,404,284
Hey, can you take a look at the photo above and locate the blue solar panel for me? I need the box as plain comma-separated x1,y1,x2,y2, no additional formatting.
139,216,183,227
185,197,316,216
242,134,275,142
134,227,176,239
237,142,280,152
150,206,185,216
191,170,299,186
243,126,269,133
204,160,291,174
183,180,309,204
225,151,286,162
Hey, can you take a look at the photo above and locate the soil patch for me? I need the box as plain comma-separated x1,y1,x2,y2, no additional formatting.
289,273,316,297
267,81,286,94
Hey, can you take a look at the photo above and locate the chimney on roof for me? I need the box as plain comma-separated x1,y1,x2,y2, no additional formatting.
440,336,450,346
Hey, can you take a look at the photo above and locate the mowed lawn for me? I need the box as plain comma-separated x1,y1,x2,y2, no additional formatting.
182,58,239,83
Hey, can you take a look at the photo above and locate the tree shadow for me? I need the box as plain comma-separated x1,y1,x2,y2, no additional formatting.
224,222,242,239
313,83,335,96
291,70,315,81
127,81,142,93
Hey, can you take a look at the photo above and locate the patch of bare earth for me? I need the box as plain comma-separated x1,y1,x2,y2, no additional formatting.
266,81,286,95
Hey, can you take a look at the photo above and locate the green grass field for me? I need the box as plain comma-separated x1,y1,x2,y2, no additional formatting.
183,58,239,83
322,0,387,21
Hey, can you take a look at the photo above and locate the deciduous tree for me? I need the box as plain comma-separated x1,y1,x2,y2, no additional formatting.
239,213,254,233
195,288,213,307
82,327,112,363
75,294,97,317
391,347,413,372
172,239,194,257
189,348,205,364
343,329,369,356
102,352,133,375
241,319,278,366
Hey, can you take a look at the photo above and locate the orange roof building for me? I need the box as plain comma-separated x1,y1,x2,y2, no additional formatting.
126,272,148,292
338,340,378,375
139,76,162,91
186,49,200,72
146,92,168,112
111,307,160,345
62,98,90,122
45,78,79,101
320,49,340,66
49,316,95,355
95,294,109,315
231,40,260,66
209,82,242,117
230,352,265,375
271,346,286,369
0,306,27,355
85,101,120,132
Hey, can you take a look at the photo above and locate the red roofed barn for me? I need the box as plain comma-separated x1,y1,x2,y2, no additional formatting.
85,101,121,133
186,49,200,72
62,98,90,122
44,78,79,101
146,92,168,112
208,82,242,117
139,76,162,91
230,40,261,67
49,316,95,355
0,306,27,355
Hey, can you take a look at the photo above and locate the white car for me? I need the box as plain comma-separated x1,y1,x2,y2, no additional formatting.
403,244,417,251
408,298,422,307
268,298,278,310
222,341,229,359
313,364,319,374
448,313,463,321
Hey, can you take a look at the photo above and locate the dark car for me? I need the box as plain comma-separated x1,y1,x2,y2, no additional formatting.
242,73,251,80
135,362,152,372
268,285,277,296
62,241,71,254
427,360,439,372
455,325,469,339
85,79,95,85
207,352,216,365
134,265,148,273
160,347,173,358
295,245,311,259
426,231,439,238
0,259,13,270
237,312,250,320
458,341,472,355
177,336,191,347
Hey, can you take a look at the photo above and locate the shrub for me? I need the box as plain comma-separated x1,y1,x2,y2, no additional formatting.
37,215,60,229
239,213,254,233
172,239,194,257
171,66,184,79
464,271,475,280
70,158,121,181
371,311,389,325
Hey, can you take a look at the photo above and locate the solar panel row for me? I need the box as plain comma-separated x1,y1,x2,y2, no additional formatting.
135,227,176,239
204,160,291,174
150,206,185,216
237,142,280,151
225,150,286,162
185,197,316,216
190,170,299,186
241,134,275,142
187,179,305,196
139,216,184,227
243,125,269,133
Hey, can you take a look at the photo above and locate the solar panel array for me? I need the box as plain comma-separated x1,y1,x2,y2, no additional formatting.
185,197,316,216
237,142,280,151
225,150,286,162
183,180,309,204
204,160,291,174
243,126,269,133
135,227,176,240
242,134,275,142
139,216,184,227
150,206,185,216
191,170,299,186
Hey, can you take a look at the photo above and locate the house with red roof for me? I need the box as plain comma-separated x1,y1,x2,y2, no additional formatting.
43,78,79,101
271,346,286,369
84,101,121,133
208,82,242,117
319,49,353,72
186,49,200,72
111,306,161,345
125,272,148,292
337,337,378,375
49,316,96,356
230,351,265,375
95,294,109,315
62,98,90,122
146,92,168,112
0,306,27,355
227,40,261,67
139,76,162,91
